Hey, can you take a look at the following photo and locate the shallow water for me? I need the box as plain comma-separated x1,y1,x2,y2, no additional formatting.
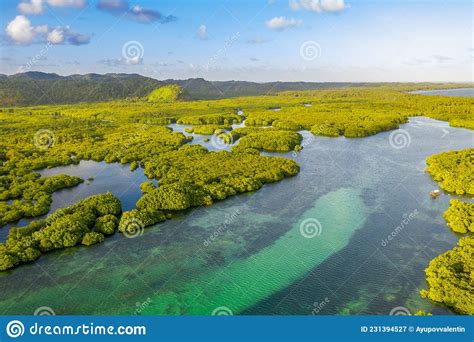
411,88,474,98
0,117,472,316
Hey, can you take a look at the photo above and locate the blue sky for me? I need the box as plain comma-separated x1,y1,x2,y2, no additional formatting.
0,0,472,82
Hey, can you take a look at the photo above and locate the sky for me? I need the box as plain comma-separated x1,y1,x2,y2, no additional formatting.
0,0,472,82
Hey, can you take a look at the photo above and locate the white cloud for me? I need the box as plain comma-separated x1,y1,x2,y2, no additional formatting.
5,15,38,44
266,17,302,31
126,56,141,65
197,24,208,40
47,28,65,44
99,56,143,66
289,0,348,13
47,0,86,7
18,0,44,15
18,0,86,15
5,15,89,45
35,25,49,34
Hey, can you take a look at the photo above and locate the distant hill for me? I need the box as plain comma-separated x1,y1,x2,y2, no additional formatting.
0,71,375,106
0,72,165,106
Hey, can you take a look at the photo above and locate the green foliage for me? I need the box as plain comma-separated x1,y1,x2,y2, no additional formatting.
94,214,119,235
189,125,231,135
421,148,474,314
120,145,299,228
177,114,241,125
0,193,121,271
0,174,83,226
0,73,166,106
118,209,166,234
147,85,183,103
420,235,474,315
426,149,473,195
443,200,474,234
1,84,472,276
233,130,302,152
414,310,432,316
140,181,156,194
81,232,105,246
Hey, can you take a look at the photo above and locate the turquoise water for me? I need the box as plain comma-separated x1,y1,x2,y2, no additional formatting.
0,117,472,315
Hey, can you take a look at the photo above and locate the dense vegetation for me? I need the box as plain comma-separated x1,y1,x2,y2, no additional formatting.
1,85,472,276
117,145,299,234
0,174,83,226
0,72,166,106
443,200,474,234
186,124,231,135
421,148,474,315
0,193,121,270
8,72,469,106
233,130,302,152
425,149,473,195
420,235,474,315
147,85,183,103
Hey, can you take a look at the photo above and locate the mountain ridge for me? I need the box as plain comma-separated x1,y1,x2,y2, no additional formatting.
0,72,469,106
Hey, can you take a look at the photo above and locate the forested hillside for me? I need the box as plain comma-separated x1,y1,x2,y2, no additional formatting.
4,72,469,106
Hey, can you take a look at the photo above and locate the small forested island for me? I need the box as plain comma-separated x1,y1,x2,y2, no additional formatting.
443,200,474,234
425,148,474,195
421,235,474,315
0,193,121,270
